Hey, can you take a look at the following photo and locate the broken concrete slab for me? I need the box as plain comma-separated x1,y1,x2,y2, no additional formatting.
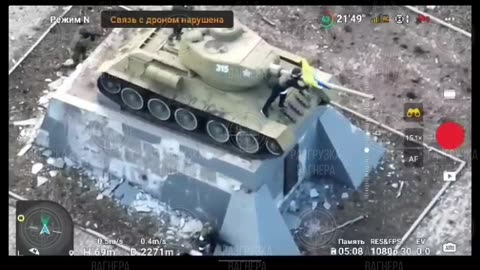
42,149,52,157
37,176,49,187
13,118,38,126
31,163,43,174
112,181,137,205
309,188,319,198
289,200,298,213
63,156,76,167
180,219,203,234
323,201,331,210
48,77,67,91
102,180,121,197
46,157,65,169
134,205,152,213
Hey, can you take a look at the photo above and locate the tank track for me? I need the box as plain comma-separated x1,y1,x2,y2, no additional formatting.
97,73,283,160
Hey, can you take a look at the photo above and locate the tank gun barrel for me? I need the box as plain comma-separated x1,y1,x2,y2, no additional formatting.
321,82,375,100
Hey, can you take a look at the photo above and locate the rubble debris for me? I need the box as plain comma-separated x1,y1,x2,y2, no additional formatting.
309,188,319,198
48,170,58,177
312,201,318,210
47,157,65,169
64,156,75,167
96,193,104,200
37,176,49,187
31,163,44,174
47,77,66,91
42,149,52,157
289,200,298,212
38,94,51,107
13,118,38,126
180,219,203,234
134,205,152,213
189,250,203,256
341,192,349,199
170,215,181,227
323,201,331,210
396,181,405,198
102,180,121,197
130,193,167,215
392,182,399,189
257,12,276,26
17,143,32,157
63,58,75,67
320,215,367,235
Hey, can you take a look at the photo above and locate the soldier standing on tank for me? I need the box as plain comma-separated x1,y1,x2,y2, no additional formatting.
68,26,102,67
261,67,308,118
169,5,194,42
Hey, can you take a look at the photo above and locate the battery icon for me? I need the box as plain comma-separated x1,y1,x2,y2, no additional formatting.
330,247,337,255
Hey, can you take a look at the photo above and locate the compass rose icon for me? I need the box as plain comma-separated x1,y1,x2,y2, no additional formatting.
40,215,51,235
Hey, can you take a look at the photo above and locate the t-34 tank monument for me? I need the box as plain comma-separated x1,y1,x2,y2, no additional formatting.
37,18,385,255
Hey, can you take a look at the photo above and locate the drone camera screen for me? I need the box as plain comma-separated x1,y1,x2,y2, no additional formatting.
8,5,472,258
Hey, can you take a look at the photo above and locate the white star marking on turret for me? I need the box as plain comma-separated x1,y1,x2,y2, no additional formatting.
243,69,252,77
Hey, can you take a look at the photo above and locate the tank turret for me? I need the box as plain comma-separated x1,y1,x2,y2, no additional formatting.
178,21,280,91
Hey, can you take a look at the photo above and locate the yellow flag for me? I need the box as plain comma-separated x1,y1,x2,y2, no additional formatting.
301,59,320,89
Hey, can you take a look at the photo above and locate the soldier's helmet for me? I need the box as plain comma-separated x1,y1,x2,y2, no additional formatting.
291,67,302,78
78,27,89,35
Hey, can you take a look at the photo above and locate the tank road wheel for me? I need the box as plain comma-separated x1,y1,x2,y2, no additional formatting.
266,139,282,156
99,74,121,94
148,98,171,121
206,120,230,143
235,130,260,154
121,88,144,110
174,108,198,131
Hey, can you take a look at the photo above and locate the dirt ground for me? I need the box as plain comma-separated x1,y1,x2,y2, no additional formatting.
9,5,471,255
